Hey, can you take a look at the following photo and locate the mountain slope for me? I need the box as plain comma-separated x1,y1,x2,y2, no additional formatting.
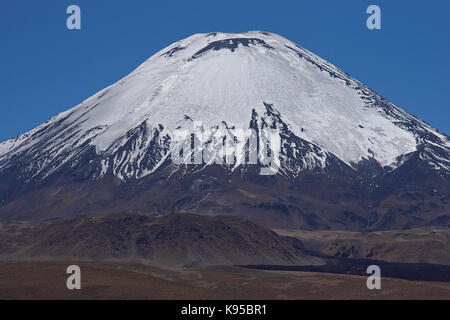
275,227,450,265
1,31,448,181
0,31,449,229
0,213,323,267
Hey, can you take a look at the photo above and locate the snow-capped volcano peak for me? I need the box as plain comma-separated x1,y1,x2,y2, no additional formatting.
0,31,449,182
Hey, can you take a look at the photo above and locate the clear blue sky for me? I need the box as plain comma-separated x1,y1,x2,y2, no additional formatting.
0,0,449,142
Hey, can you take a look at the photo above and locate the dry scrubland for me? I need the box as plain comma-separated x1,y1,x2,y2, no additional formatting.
1,261,450,300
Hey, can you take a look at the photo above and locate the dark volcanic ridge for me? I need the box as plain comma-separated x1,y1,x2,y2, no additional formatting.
2,213,450,284
275,227,450,266
241,258,450,283
0,213,324,267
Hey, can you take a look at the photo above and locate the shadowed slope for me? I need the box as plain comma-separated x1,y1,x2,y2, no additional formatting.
0,213,323,267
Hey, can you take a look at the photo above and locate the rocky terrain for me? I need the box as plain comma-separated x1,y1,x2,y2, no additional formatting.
1,261,449,300
0,213,322,267
0,31,449,231
275,227,450,265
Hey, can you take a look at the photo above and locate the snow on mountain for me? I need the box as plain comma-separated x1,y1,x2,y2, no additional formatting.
0,31,449,182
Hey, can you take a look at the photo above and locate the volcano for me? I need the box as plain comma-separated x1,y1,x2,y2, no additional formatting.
0,31,449,230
